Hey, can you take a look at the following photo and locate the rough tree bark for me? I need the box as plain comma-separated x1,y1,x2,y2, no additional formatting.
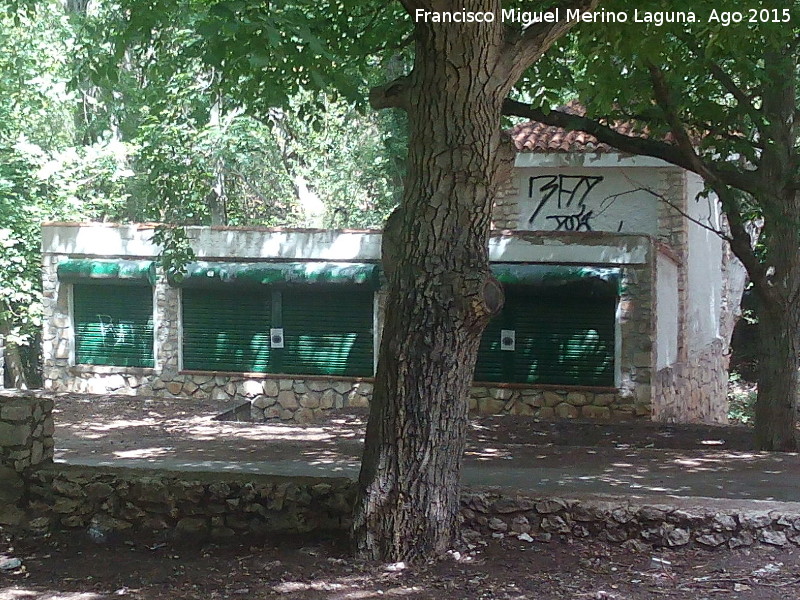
0,301,28,389
351,0,596,562
750,44,800,451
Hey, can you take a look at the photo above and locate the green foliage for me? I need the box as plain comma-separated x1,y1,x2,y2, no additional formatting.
0,2,75,148
0,0,409,384
524,0,799,169
72,0,407,228
151,225,196,282
727,371,756,425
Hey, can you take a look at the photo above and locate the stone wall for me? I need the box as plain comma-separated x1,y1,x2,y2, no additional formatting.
461,491,800,550
617,264,655,413
491,175,520,230
25,465,356,540
652,195,745,424
0,391,54,473
469,387,633,420
16,463,800,552
0,391,54,526
654,339,730,424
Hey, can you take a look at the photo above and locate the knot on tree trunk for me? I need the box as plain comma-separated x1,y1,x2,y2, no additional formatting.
370,76,410,111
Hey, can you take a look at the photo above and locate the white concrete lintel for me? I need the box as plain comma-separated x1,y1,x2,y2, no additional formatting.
43,224,649,266
489,235,648,265
514,152,674,169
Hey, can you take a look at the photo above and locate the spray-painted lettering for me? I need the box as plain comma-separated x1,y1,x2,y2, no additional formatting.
527,175,604,229
545,205,594,231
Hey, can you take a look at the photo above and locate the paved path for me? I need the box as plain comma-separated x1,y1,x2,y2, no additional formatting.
44,391,800,506
58,444,800,503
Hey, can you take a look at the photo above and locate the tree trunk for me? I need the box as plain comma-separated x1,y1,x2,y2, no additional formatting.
752,43,798,452
351,4,511,562
753,189,800,451
0,305,29,389
755,302,799,451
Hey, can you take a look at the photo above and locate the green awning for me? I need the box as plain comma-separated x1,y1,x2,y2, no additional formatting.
57,260,156,285
175,261,381,288
490,264,620,296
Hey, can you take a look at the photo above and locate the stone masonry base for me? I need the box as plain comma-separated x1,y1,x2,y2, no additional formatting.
45,371,642,423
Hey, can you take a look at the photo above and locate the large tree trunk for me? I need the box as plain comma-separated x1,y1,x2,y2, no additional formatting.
755,301,800,451
351,4,510,562
753,191,800,452
752,43,798,452
351,0,595,563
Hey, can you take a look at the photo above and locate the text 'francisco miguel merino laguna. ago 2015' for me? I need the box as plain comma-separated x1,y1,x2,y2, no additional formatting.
413,8,793,27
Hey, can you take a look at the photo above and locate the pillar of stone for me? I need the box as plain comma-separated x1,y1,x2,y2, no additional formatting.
0,392,55,525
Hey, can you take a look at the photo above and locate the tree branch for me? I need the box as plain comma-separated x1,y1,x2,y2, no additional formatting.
398,0,432,15
706,61,761,121
715,185,770,299
501,99,764,197
507,0,598,77
646,63,711,178
676,33,762,126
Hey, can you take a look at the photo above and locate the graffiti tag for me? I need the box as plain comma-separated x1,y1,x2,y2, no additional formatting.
545,205,594,231
527,175,604,229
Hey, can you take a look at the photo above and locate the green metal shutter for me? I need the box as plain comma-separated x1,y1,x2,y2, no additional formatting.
182,288,272,372
73,284,154,367
475,290,615,386
279,289,374,376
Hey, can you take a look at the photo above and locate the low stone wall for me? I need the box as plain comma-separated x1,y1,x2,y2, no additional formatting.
15,464,800,552
45,372,648,422
0,391,54,474
462,492,800,550
154,376,374,423
26,466,356,540
0,391,54,526
470,387,642,419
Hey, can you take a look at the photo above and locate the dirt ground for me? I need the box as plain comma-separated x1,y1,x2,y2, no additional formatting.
3,527,800,600
52,393,757,467
3,392,797,599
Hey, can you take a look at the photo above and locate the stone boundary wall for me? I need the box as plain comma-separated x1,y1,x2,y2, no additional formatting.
0,392,54,474
0,392,55,526
13,465,800,552
25,466,355,540
470,387,637,420
461,492,800,550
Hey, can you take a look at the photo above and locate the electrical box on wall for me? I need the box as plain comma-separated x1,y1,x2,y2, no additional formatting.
500,329,515,351
270,328,284,349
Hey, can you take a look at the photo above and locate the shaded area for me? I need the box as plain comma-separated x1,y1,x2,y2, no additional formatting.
49,392,800,502
1,529,799,600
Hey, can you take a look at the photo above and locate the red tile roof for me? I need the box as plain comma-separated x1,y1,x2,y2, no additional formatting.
509,101,641,154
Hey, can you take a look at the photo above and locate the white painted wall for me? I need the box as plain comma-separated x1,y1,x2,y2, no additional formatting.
684,174,725,353
512,167,668,235
656,251,680,369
